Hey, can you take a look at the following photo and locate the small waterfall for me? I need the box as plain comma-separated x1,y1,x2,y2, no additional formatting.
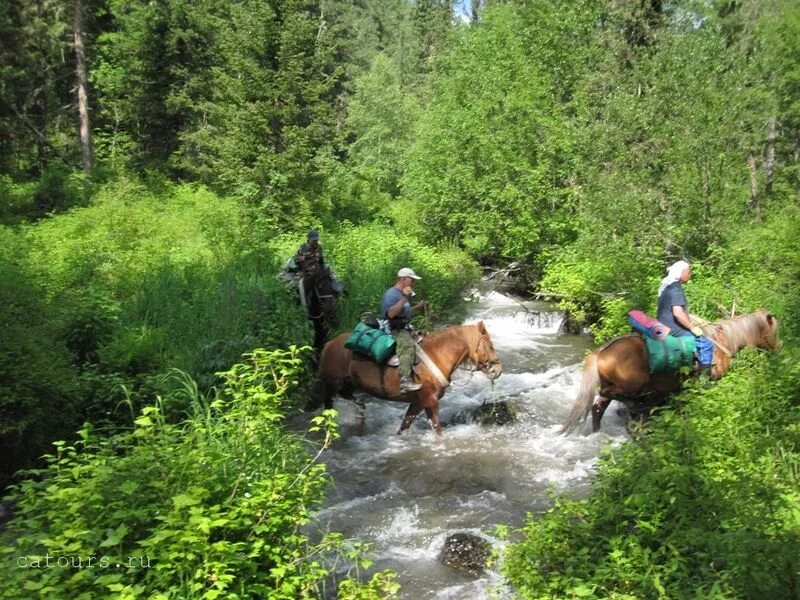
314,290,629,599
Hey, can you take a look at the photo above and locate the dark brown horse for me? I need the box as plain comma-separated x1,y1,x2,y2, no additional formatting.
308,322,502,434
301,267,339,353
561,310,781,434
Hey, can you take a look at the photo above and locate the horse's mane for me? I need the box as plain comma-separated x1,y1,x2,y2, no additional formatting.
709,310,778,352
422,324,477,347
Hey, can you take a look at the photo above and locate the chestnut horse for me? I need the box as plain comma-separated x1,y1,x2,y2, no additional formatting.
561,310,781,435
308,322,502,434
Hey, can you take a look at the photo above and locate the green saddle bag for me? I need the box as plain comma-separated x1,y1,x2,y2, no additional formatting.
645,335,696,373
344,322,397,363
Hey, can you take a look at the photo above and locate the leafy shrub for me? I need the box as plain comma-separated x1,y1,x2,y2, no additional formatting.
266,222,480,335
0,228,81,489
0,167,89,225
504,348,800,598
0,348,396,599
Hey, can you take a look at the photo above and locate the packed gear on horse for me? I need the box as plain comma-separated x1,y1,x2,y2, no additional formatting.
561,311,781,435
344,316,397,364
627,309,713,372
309,322,503,435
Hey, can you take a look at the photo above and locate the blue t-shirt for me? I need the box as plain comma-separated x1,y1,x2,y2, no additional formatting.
657,282,691,336
381,286,410,327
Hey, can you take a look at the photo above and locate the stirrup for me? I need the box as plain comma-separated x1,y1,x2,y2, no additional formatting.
387,355,400,367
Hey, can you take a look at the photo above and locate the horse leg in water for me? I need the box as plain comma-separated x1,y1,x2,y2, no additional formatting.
591,394,611,433
424,405,442,436
398,402,423,435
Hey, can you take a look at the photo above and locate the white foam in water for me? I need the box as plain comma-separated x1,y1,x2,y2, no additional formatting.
315,290,629,599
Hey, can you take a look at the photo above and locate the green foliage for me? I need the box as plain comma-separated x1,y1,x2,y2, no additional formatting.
0,167,90,224
703,206,800,342
0,348,392,598
0,226,80,490
401,1,599,265
267,223,480,335
0,178,316,485
0,0,77,178
504,349,800,598
21,178,310,375
328,53,421,221
540,244,660,339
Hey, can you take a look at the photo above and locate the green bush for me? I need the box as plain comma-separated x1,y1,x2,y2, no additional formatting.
0,348,397,599
504,348,800,598
266,222,480,335
0,178,316,485
0,227,81,490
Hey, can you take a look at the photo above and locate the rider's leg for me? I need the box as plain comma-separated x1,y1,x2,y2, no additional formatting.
395,329,421,393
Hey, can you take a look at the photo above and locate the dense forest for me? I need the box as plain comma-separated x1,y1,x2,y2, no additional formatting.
1,0,798,597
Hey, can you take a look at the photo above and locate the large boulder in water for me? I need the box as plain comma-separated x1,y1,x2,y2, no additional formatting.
473,401,517,426
439,532,492,575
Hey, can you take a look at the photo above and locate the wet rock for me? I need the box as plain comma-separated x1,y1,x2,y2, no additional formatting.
473,401,517,426
439,532,492,576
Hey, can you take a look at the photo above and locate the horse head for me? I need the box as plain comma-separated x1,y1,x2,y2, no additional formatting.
303,268,336,322
757,310,781,352
470,321,503,380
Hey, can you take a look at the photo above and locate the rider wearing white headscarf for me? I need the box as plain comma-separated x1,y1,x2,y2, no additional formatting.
658,259,690,298
656,260,703,337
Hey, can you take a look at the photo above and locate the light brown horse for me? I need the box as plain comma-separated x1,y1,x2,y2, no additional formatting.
308,322,502,434
561,310,781,435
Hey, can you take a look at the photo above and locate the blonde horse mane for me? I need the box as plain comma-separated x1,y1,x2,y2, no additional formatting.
705,310,780,378
422,323,481,360
708,310,780,353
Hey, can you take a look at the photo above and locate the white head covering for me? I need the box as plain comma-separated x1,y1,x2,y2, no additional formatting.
658,260,690,298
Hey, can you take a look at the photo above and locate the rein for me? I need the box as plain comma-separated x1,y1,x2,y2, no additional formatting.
481,379,500,407
305,273,334,320
706,334,733,357
414,329,499,389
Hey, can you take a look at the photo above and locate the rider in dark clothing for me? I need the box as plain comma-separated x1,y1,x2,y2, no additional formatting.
656,260,714,369
294,230,324,275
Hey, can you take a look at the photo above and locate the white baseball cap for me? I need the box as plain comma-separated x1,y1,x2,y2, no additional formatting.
397,267,421,280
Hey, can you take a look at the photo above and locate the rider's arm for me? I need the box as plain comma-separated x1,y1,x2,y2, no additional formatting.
672,305,696,332
386,293,409,319
294,245,306,267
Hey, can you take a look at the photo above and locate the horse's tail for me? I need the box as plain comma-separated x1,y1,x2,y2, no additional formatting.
560,352,600,435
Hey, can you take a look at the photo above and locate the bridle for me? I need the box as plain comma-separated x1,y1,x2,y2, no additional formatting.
474,333,500,374
305,270,335,321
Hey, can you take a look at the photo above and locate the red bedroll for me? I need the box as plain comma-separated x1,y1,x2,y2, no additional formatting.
627,310,670,341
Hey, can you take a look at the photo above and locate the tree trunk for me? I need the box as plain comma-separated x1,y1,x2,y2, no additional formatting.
747,153,758,211
765,116,776,195
73,0,92,172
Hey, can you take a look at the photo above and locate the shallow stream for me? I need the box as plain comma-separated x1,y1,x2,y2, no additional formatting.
314,290,629,598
